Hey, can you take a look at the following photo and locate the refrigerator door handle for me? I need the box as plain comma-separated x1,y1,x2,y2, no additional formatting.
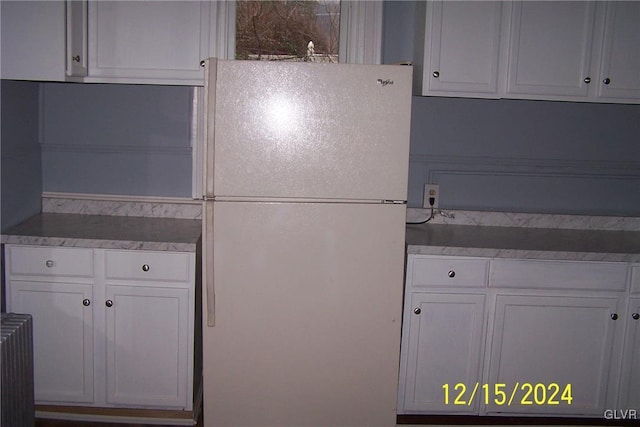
203,201,216,326
203,58,217,199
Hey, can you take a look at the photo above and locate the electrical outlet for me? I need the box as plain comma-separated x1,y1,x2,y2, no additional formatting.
423,184,439,209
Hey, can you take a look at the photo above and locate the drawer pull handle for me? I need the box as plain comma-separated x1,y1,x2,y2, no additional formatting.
45,260,54,268
83,299,91,307
414,307,421,315
105,300,113,308
633,313,640,320
142,264,150,272
610,313,618,320
448,270,456,278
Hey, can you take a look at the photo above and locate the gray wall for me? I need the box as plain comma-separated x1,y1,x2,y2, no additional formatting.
1,80,42,231
383,1,640,216
41,83,193,197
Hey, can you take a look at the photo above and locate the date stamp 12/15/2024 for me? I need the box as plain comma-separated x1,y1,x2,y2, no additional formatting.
443,383,638,420
442,383,573,406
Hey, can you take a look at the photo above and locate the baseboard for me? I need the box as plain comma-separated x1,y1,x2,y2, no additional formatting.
36,405,197,426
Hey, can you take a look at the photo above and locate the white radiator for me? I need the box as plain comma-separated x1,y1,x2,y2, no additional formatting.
1,313,35,427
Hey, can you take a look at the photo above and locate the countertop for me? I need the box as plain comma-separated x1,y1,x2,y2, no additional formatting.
406,223,640,263
1,213,201,252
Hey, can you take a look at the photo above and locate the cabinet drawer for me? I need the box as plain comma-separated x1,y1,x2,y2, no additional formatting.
490,259,628,291
105,250,190,283
7,246,93,278
408,256,489,288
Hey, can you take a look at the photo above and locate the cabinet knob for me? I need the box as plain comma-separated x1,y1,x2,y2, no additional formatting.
610,313,618,320
583,77,591,84
45,260,54,268
432,71,440,78
83,299,91,307
72,55,81,63
448,270,456,278
200,60,206,67
142,264,150,272
414,307,421,315
603,77,611,85
632,313,640,320
105,300,113,308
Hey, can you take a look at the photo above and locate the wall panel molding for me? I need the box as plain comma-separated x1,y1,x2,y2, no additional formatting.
41,143,191,155
1,144,41,160
410,154,640,179
408,154,640,215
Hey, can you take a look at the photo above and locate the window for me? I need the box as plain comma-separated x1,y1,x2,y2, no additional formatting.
236,1,340,62
207,0,383,64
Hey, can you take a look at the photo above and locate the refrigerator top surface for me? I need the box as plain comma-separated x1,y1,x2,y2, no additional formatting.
205,60,412,202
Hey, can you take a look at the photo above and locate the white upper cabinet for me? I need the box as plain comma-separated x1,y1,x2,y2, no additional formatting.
66,0,88,77
85,0,210,85
595,1,640,101
416,1,502,97
1,1,67,81
2,0,234,85
414,1,639,103
505,1,595,98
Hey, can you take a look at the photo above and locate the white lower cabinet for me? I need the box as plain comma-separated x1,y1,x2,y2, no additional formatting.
4,244,196,411
399,254,633,418
486,295,621,416
398,255,489,414
398,292,486,414
105,285,190,407
9,280,94,403
618,297,640,409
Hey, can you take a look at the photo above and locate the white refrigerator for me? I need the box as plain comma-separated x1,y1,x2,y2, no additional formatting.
201,58,412,426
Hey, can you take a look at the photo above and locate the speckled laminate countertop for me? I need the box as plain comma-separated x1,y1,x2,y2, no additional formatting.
406,224,640,263
1,213,201,252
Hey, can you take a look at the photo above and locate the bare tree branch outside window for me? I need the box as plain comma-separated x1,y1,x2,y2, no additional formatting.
236,1,340,62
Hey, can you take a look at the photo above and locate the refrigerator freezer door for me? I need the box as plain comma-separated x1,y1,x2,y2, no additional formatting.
206,61,412,201
202,201,406,426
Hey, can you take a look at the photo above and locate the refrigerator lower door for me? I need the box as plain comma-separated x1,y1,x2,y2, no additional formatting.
202,201,406,427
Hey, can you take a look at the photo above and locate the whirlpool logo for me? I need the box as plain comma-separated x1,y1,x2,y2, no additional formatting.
604,409,637,420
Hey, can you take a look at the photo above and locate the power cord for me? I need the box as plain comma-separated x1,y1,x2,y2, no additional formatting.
406,197,436,225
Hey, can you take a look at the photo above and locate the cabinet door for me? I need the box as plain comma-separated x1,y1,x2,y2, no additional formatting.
66,0,87,77
8,281,94,404
487,295,620,416
398,293,486,414
421,1,502,96
87,0,209,83
505,1,596,98
596,1,640,101
0,0,66,81
104,285,190,408
618,298,640,409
